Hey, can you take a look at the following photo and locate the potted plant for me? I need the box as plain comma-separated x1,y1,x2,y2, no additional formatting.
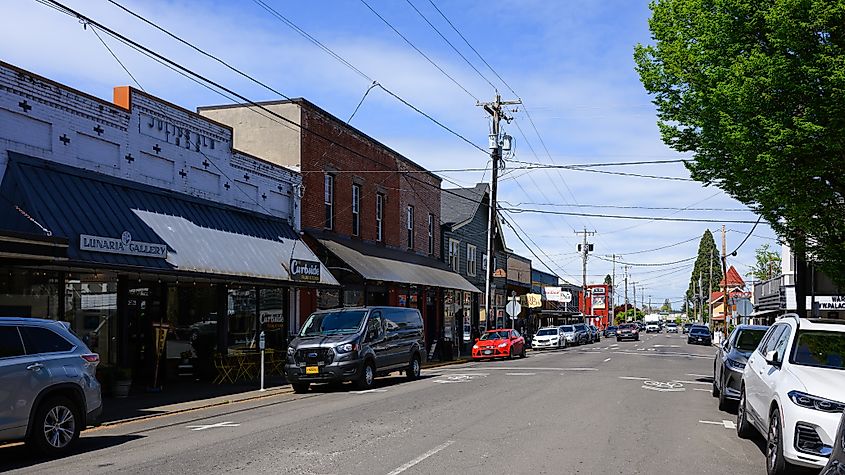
111,367,133,398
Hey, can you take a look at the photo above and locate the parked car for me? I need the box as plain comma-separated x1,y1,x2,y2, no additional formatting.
683,323,692,334
560,325,579,346
666,323,679,333
646,322,660,333
472,329,526,360
617,323,640,342
636,322,646,332
589,325,601,343
687,326,712,345
0,318,103,454
573,323,590,345
712,324,768,410
285,307,427,393
821,410,845,475
532,327,565,350
604,326,618,338
737,316,845,474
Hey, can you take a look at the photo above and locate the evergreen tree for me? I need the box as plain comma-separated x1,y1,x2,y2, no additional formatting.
604,274,613,286
685,230,722,321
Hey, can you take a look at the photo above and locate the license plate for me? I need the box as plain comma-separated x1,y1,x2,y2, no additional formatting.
696,338,702,341
483,349,493,355
305,366,319,375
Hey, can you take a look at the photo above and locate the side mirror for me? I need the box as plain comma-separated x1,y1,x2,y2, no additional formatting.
474,338,479,343
764,350,780,367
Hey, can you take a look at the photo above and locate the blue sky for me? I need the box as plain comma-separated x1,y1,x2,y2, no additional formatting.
0,0,778,308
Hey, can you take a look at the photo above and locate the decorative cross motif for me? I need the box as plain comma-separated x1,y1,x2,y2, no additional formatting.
93,125,104,136
243,173,250,181
125,153,134,163
178,169,187,178
261,193,267,200
224,182,231,190
202,159,210,169
152,144,161,154
59,134,70,145
277,184,284,192
18,100,32,112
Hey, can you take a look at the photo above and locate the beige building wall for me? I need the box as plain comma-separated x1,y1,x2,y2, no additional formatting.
199,102,302,169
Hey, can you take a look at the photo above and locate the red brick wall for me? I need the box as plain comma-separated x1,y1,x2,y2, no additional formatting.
299,103,442,258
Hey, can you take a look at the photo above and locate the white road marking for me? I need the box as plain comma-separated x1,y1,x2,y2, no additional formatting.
618,376,649,381
386,440,455,475
674,380,712,386
641,380,685,392
693,388,711,392
350,388,388,394
506,372,536,376
432,374,487,384
699,420,736,429
612,351,712,360
603,357,612,362
687,373,710,378
442,367,595,372
186,421,240,431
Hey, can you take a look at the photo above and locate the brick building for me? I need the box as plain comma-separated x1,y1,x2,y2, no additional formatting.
199,99,477,351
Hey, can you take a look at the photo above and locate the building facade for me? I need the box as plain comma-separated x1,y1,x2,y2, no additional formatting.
199,99,477,357
0,62,337,391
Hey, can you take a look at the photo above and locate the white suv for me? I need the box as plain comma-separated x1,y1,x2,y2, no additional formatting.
736,315,845,474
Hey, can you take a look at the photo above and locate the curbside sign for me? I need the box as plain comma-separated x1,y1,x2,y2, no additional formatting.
290,259,321,282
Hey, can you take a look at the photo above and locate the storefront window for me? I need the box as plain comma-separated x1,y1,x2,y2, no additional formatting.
64,272,118,366
317,289,340,309
343,289,363,307
0,267,60,319
443,290,456,341
259,287,288,350
165,283,219,365
228,287,257,350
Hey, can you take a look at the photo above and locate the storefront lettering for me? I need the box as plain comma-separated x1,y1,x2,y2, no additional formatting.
80,232,167,259
807,296,845,310
290,259,321,282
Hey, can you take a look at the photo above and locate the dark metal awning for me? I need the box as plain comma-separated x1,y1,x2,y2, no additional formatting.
0,152,338,286
316,236,479,293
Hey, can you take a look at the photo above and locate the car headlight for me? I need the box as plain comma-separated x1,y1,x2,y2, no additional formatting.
788,391,845,413
286,346,295,356
725,359,745,371
472,344,478,350
335,343,357,353
497,342,508,348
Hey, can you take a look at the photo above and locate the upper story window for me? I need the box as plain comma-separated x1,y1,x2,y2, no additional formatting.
351,184,361,236
428,214,434,255
375,193,384,242
324,173,334,230
467,244,477,276
449,239,460,272
407,205,414,249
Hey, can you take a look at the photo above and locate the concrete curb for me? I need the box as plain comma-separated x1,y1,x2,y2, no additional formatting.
89,386,295,430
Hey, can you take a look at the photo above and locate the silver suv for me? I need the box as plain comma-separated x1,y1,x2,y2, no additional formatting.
0,318,102,454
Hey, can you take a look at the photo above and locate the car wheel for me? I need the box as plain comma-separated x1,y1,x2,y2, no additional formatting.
30,396,80,455
507,348,514,360
355,361,376,390
736,387,755,439
291,382,310,394
520,346,526,358
718,385,731,411
406,354,421,381
766,407,793,475
712,379,719,398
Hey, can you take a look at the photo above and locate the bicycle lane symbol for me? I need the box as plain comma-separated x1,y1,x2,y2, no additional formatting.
641,380,685,392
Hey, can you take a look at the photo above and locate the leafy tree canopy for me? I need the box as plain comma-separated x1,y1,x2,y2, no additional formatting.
635,0,845,284
747,243,783,281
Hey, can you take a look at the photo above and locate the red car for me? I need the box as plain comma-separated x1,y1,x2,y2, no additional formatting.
472,329,526,360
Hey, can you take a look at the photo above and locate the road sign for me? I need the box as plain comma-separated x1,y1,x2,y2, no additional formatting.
505,300,522,317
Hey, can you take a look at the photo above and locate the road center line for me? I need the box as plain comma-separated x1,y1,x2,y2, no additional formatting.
386,440,455,475
618,376,649,380
603,357,611,362
506,372,536,376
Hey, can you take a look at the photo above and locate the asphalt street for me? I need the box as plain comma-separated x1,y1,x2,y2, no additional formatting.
1,333,771,475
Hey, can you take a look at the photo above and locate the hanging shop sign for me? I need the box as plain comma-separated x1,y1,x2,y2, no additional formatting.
493,268,507,278
592,296,606,309
80,231,167,258
544,287,573,303
591,287,606,295
290,259,321,282
525,293,543,308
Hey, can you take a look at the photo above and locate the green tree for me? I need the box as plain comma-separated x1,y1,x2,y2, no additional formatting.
634,0,845,285
684,230,721,319
747,243,783,281
604,274,613,286
660,298,673,312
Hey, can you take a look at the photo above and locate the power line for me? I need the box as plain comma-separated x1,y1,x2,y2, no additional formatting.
594,255,697,267
501,202,753,212
507,158,689,168
358,0,480,101
729,216,763,255
500,207,764,224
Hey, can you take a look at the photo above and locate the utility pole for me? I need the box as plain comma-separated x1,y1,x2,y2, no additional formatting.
605,254,620,323
721,224,729,338
632,281,638,321
648,295,652,313
575,229,596,315
479,94,520,325
624,265,629,322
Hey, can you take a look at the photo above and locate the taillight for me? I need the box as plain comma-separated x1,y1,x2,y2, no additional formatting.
81,354,100,365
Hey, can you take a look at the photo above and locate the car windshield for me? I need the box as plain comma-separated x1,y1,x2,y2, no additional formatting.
734,329,766,352
561,325,574,332
667,323,677,327
536,329,557,336
299,310,367,337
481,331,510,340
790,330,845,370
690,328,709,335
620,324,635,330
607,326,617,330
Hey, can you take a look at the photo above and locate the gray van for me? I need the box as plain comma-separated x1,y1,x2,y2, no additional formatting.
285,307,427,393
